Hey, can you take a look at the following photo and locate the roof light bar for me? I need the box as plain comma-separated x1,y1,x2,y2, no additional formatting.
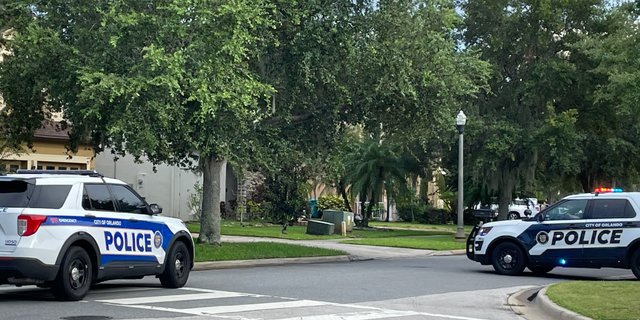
15,169,103,177
593,187,622,193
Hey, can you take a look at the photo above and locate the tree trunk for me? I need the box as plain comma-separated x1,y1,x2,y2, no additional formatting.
338,180,352,212
198,154,223,246
385,193,391,222
497,185,511,221
364,191,377,227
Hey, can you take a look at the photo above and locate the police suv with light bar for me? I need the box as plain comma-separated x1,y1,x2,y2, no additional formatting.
0,170,194,300
467,188,640,279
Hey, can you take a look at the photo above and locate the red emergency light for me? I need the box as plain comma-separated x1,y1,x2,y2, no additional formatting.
593,187,622,193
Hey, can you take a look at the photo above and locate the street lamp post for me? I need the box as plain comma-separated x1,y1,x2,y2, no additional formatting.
454,111,466,242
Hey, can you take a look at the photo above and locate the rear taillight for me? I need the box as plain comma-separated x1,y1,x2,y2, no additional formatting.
536,206,540,211
17,215,47,236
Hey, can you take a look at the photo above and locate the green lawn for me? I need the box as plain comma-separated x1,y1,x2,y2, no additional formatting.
188,221,451,240
546,281,640,320
340,235,467,250
194,242,347,262
369,221,475,233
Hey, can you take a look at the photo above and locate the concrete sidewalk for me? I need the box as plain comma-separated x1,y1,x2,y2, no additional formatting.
191,234,466,271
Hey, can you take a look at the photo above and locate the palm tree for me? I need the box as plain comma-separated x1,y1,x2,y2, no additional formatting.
344,138,409,227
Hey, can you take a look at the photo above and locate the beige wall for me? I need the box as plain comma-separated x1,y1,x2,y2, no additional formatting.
2,140,95,172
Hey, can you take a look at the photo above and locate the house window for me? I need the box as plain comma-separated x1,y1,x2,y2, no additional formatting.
58,166,67,170
37,166,42,170
46,166,55,170
70,167,79,170
9,165,19,173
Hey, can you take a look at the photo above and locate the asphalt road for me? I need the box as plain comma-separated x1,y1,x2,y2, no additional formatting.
0,256,635,320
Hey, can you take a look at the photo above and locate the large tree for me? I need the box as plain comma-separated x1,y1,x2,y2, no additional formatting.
0,1,274,245
462,0,603,219
570,1,640,191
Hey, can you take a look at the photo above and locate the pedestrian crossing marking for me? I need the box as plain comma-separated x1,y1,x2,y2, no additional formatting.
97,287,492,320
274,309,421,320
188,300,328,315
97,291,247,305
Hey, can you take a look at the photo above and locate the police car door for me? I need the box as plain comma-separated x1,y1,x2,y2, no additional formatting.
527,198,589,267
82,183,135,274
108,184,169,273
582,198,637,268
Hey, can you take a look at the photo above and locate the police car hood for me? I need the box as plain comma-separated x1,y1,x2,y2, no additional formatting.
482,219,530,228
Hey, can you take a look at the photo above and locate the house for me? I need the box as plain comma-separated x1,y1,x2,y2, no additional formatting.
1,121,95,173
311,170,445,221
94,152,239,222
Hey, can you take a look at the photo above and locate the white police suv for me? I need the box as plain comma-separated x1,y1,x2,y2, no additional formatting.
467,188,640,279
0,170,194,300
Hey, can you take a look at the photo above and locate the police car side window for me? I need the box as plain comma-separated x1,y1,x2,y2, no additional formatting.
544,199,587,220
590,199,634,219
84,184,116,211
624,202,637,218
110,185,150,215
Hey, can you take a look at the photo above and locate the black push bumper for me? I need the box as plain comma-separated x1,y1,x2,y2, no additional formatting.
466,225,480,260
0,257,59,283
466,225,491,265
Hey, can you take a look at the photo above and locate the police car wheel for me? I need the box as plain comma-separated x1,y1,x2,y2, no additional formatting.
160,241,190,288
51,246,93,301
507,212,519,220
491,242,526,275
631,249,640,280
528,266,554,275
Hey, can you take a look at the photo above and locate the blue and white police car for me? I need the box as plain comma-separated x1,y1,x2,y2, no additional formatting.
467,188,640,279
0,170,194,300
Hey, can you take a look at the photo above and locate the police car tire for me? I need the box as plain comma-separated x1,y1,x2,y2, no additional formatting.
51,246,93,301
491,242,526,276
631,249,640,280
528,266,554,274
160,241,190,288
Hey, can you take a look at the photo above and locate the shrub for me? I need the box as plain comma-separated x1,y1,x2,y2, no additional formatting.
423,207,451,224
317,195,349,212
397,203,427,222
186,181,203,222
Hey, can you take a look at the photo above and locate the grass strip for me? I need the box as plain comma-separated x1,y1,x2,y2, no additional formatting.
369,221,475,233
194,242,347,262
188,221,450,240
546,281,640,320
340,235,467,250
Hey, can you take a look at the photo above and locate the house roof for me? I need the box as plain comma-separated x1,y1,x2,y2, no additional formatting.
34,121,71,141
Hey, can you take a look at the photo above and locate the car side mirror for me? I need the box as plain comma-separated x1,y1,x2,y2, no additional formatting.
150,204,163,215
536,213,544,222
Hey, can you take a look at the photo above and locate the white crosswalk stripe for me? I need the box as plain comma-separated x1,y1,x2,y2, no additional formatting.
97,291,248,305
96,287,491,320
188,300,329,315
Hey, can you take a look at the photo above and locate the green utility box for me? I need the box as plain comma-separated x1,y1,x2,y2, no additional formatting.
306,220,335,235
321,210,354,233
309,198,319,218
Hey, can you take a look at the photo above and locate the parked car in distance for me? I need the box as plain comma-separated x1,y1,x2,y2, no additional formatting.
473,198,539,220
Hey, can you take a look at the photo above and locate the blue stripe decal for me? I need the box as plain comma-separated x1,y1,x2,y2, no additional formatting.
41,215,176,265
101,254,158,264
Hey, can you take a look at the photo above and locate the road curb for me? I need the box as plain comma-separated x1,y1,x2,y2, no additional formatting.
193,255,352,271
431,249,466,256
535,286,594,320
